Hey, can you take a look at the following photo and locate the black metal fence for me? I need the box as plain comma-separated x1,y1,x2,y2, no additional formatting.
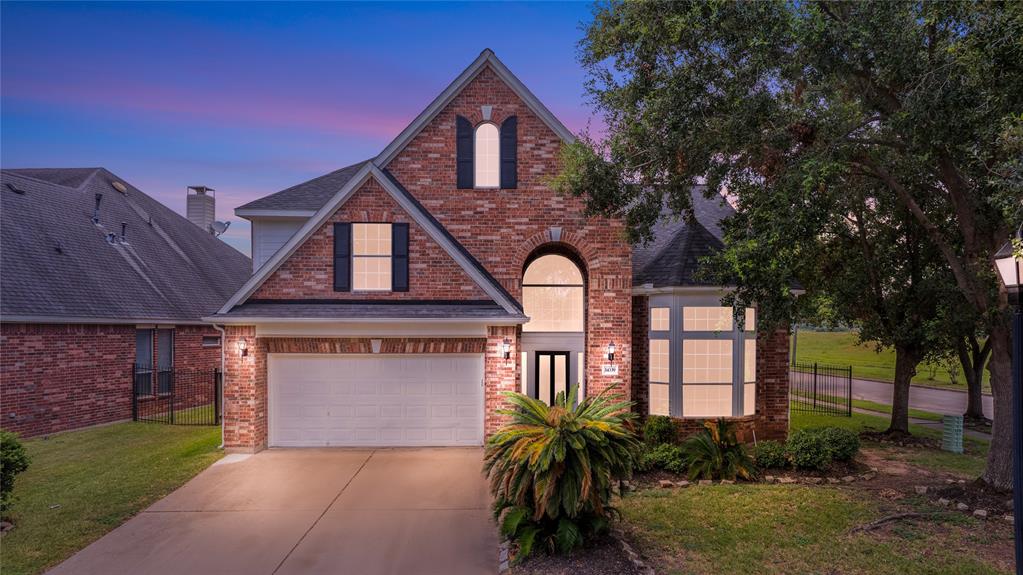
133,366,221,425
790,361,853,417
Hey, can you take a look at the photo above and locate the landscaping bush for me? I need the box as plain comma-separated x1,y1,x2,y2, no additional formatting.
754,440,788,469
1,431,30,515
639,443,688,474
682,419,756,481
484,385,641,562
642,415,677,446
819,427,860,462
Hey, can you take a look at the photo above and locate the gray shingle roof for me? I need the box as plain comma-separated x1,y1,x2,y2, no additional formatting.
1,168,252,322
235,161,370,212
632,189,736,288
213,301,522,321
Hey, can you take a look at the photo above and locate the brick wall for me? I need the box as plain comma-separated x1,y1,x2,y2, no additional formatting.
631,295,650,415
252,179,488,301
485,326,519,436
222,326,265,451
0,322,222,437
384,65,633,402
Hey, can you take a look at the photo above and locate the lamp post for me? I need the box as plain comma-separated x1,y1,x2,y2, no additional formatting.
994,228,1022,575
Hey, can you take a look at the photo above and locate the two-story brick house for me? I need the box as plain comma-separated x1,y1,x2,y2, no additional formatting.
207,50,789,451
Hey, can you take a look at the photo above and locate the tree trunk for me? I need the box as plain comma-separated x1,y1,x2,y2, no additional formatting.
888,345,921,436
982,325,1014,490
957,337,990,422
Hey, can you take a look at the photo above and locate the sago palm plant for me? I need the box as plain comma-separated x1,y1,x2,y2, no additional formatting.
682,418,757,481
483,385,640,561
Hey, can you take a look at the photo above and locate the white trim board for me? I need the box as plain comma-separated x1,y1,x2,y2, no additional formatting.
214,164,522,316
374,49,575,168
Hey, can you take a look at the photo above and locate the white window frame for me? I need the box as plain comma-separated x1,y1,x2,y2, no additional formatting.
352,223,392,292
474,122,500,189
522,254,585,333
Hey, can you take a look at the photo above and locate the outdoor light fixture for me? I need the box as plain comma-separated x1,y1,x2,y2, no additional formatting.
237,339,248,357
502,339,511,360
994,225,1022,575
606,341,616,362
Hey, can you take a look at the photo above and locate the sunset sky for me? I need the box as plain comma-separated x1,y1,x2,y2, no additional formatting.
1,2,598,254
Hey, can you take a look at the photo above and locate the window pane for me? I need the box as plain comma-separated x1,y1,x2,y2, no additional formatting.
650,307,669,331
523,255,583,285
649,383,669,416
743,383,756,416
522,286,584,332
649,339,669,383
744,308,756,331
683,385,733,417
682,340,733,384
474,123,500,187
682,307,733,331
744,339,756,383
353,223,391,256
353,256,392,290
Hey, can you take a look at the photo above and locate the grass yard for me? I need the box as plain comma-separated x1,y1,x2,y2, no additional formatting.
1,422,222,575
793,330,990,392
619,484,1007,574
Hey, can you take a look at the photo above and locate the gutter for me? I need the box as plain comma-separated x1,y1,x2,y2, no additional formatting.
212,324,226,450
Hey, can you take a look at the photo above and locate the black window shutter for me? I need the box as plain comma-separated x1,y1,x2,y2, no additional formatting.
392,223,409,292
456,115,474,189
500,115,518,189
333,223,351,292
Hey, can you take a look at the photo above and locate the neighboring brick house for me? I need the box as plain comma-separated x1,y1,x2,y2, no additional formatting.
208,49,789,452
0,168,251,437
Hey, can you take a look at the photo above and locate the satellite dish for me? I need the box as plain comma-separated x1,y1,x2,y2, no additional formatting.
211,221,230,236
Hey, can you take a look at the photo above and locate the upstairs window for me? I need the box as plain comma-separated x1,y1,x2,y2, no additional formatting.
522,254,584,332
474,123,500,188
353,223,392,291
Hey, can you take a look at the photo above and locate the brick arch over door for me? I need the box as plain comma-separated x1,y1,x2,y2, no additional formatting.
510,230,600,296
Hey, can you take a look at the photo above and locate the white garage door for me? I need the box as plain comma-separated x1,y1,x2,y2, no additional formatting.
268,354,484,447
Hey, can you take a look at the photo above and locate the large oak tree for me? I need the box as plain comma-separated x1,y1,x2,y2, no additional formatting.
557,1,1022,488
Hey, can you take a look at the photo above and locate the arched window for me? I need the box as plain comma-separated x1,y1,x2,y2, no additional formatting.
474,123,500,188
522,254,584,332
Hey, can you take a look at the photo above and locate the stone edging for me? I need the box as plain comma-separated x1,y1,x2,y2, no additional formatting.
614,530,656,575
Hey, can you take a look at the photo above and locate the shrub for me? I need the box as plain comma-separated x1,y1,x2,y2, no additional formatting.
484,385,641,562
681,419,756,481
785,428,832,471
785,427,861,471
754,440,788,469
819,427,860,462
642,415,677,446
639,443,688,474
1,431,30,514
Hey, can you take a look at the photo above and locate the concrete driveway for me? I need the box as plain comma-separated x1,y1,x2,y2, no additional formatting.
48,448,498,575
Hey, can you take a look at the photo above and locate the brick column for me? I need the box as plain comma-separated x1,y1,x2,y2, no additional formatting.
631,295,649,416
755,327,790,440
484,325,520,437
223,325,267,452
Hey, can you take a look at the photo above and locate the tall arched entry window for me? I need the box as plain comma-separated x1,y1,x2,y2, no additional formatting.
520,252,586,405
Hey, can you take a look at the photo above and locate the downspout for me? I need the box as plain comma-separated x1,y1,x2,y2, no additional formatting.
213,324,226,449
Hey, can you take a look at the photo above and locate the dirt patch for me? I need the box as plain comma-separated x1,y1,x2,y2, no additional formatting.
511,535,645,575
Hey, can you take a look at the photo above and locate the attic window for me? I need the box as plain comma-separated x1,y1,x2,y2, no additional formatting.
474,123,500,188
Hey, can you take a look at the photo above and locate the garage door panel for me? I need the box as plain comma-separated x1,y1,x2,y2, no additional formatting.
269,354,484,447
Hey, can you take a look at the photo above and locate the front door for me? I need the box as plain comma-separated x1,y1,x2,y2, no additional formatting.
534,351,570,405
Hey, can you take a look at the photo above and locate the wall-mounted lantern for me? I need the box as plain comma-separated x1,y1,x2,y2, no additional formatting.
606,341,616,362
237,339,248,357
502,339,511,360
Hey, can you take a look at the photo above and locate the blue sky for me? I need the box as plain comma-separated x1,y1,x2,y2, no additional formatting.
1,2,598,254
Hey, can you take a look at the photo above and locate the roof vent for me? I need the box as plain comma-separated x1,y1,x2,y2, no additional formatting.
5,183,26,195
93,193,103,224
55,241,64,254
111,181,127,194
120,222,128,243
105,233,118,244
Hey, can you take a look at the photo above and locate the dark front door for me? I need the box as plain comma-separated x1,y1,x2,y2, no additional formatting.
534,351,570,405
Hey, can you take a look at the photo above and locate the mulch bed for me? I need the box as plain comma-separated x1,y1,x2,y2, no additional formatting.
511,535,646,575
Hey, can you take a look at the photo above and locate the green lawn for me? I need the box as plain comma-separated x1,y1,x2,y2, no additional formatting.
2,422,222,575
619,485,1003,574
792,330,990,392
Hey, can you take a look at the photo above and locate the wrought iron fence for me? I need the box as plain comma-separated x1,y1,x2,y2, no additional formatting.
132,365,221,426
790,361,853,417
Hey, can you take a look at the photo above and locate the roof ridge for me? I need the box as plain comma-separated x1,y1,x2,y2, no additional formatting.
1,168,100,191
236,160,371,212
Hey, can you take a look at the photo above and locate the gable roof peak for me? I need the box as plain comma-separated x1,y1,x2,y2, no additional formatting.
374,49,574,167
